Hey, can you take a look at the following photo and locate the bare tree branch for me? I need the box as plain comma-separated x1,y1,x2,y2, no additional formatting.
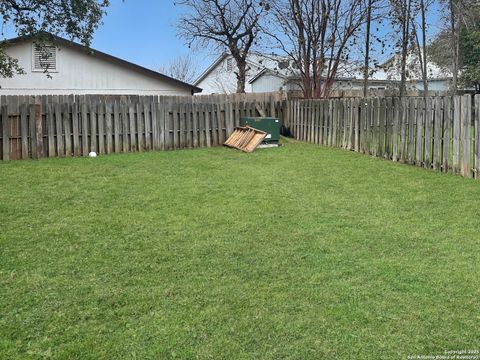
264,0,368,98
159,54,200,84
176,0,267,93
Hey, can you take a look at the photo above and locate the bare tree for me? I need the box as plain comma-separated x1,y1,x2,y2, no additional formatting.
399,0,432,98
159,54,199,84
363,0,373,97
410,0,430,97
362,0,387,97
389,0,412,97
265,0,368,98
176,0,268,93
448,0,460,92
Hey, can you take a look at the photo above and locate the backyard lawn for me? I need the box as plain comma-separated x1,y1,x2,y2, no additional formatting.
0,140,479,359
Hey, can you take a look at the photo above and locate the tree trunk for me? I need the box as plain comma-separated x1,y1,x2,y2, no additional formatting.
412,0,428,99
235,59,247,94
399,0,412,98
449,0,458,94
363,0,372,98
420,0,428,97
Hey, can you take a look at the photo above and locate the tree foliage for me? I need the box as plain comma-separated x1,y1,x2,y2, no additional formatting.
459,29,480,91
427,31,452,69
0,0,110,78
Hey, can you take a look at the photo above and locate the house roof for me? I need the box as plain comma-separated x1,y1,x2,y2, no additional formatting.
247,57,369,84
248,69,398,85
372,52,453,81
196,47,453,90
194,52,292,86
194,53,229,86
2,33,203,94
248,68,289,84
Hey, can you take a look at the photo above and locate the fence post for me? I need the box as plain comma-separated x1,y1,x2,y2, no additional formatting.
354,98,360,152
55,103,63,157
442,97,452,173
159,97,166,150
407,98,416,165
385,97,392,158
310,99,316,144
452,96,461,174
269,94,275,119
399,97,407,162
424,98,433,169
415,98,424,166
379,98,386,157
1,105,9,161
34,97,43,159
282,99,289,136
392,97,400,161
319,100,325,144
475,95,480,179
20,104,29,160
105,100,113,154
432,97,443,171
461,94,472,178
64,102,72,157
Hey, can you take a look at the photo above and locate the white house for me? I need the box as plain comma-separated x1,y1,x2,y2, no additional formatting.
0,34,202,96
194,53,268,94
247,65,395,94
373,52,453,92
196,52,453,95
195,52,398,94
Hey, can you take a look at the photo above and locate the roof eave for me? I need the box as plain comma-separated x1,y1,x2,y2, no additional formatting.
2,33,202,93
193,52,229,86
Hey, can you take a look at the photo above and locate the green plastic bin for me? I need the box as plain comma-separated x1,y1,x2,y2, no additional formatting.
240,117,280,144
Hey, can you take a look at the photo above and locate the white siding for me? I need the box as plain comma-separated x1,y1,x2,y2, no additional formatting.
195,56,261,94
251,74,287,93
0,40,193,96
414,79,451,91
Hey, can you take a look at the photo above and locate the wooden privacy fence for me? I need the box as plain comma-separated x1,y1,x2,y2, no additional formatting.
283,95,480,178
0,93,285,161
3,92,480,181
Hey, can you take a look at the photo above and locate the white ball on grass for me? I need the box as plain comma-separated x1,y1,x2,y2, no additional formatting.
88,152,97,158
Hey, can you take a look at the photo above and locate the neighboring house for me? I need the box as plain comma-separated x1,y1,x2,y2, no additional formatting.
0,34,202,96
196,52,398,95
196,51,453,95
373,52,453,92
194,53,268,94
248,69,395,94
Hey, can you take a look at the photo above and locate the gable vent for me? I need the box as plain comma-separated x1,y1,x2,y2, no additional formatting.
33,45,57,72
226,58,233,72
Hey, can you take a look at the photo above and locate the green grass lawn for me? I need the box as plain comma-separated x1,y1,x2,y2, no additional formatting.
1,140,479,359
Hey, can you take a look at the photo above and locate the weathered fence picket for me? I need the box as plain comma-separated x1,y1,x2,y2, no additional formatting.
284,94,478,179
475,95,480,178
0,92,285,161
1,92,479,181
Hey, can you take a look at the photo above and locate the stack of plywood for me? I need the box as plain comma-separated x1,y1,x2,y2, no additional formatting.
223,126,267,153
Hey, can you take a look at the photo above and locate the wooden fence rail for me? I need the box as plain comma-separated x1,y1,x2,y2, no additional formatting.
283,94,480,179
0,93,286,161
